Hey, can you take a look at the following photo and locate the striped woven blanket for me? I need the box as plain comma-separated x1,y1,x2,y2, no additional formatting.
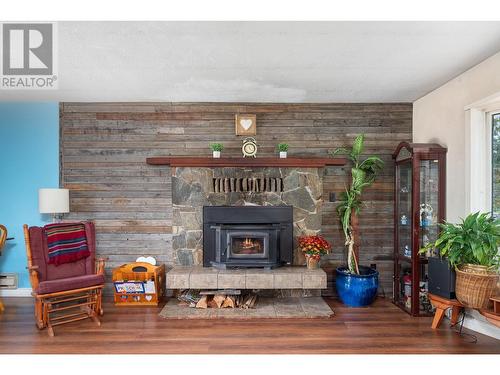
44,223,90,266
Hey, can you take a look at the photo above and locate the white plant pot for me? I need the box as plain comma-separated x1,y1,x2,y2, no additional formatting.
279,151,287,159
213,151,221,158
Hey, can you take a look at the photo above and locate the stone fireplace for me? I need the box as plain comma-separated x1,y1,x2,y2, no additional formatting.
172,166,323,267
203,205,293,269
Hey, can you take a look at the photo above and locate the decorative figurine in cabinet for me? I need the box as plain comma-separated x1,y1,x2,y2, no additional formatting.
393,142,447,316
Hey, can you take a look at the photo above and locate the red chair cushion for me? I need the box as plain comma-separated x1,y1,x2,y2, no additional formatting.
36,274,105,295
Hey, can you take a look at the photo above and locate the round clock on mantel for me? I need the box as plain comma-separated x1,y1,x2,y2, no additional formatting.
242,137,258,158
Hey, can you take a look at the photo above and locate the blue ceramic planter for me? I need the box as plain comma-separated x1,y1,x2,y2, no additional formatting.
336,266,379,307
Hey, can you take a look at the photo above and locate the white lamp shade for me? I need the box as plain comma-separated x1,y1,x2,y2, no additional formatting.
38,188,70,214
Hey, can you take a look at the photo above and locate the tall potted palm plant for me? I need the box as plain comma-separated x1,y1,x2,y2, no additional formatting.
329,134,384,306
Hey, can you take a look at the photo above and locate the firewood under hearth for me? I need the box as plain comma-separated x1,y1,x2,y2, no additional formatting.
177,290,258,309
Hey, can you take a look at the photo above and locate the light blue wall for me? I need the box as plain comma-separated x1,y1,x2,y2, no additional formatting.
0,102,59,288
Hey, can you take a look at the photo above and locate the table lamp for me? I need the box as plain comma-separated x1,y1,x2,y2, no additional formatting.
38,188,70,222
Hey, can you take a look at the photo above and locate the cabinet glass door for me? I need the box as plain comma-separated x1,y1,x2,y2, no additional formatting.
417,159,439,314
397,161,412,260
418,159,439,258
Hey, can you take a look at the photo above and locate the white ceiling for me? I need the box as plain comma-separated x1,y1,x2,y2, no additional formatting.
2,21,500,102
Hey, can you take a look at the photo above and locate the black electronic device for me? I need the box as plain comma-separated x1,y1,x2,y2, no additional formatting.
428,256,456,299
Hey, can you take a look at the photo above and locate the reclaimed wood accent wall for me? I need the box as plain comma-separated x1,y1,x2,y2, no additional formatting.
60,102,412,295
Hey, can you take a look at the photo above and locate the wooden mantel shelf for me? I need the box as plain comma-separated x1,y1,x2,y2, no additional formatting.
146,156,347,168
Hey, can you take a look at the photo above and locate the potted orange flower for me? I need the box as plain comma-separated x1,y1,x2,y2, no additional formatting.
298,235,331,269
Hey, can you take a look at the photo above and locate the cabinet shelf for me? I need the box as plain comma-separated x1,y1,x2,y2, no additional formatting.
397,254,429,264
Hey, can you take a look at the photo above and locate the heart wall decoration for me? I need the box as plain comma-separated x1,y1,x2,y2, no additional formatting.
235,114,257,135
240,119,253,130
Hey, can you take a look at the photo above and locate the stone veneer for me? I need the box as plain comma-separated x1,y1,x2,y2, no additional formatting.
172,167,323,267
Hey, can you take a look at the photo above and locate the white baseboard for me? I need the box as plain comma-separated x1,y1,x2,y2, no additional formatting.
447,307,500,339
463,309,500,340
0,288,32,297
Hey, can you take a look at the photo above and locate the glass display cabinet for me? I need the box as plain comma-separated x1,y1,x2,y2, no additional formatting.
393,142,447,316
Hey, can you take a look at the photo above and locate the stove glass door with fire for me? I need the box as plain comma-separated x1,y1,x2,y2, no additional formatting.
227,231,269,259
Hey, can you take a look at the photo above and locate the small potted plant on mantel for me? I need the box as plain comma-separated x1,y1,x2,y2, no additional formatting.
277,143,289,158
420,212,500,309
210,143,224,158
298,235,331,269
329,134,384,307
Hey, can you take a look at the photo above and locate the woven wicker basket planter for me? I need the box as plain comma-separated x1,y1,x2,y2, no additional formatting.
455,264,499,309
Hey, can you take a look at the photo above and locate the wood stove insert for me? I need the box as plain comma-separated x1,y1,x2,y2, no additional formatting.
203,206,293,269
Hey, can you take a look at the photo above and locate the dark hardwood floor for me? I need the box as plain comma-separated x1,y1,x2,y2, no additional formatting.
0,297,498,354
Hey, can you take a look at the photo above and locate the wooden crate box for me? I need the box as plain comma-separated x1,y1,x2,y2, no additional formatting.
112,262,165,306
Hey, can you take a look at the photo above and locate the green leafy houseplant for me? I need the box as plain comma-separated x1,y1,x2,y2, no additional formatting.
210,143,224,152
329,134,384,274
277,143,289,152
420,212,500,270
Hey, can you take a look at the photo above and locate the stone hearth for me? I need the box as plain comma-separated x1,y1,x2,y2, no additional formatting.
166,266,327,290
172,167,323,267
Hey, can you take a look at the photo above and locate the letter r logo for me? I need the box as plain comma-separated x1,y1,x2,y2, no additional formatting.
2,23,53,75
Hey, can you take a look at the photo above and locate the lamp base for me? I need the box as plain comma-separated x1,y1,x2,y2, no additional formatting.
51,213,65,223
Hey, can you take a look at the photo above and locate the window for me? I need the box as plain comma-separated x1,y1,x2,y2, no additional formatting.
492,112,500,216
465,95,500,216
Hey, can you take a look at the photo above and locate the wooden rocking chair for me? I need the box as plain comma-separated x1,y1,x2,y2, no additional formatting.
23,221,105,336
